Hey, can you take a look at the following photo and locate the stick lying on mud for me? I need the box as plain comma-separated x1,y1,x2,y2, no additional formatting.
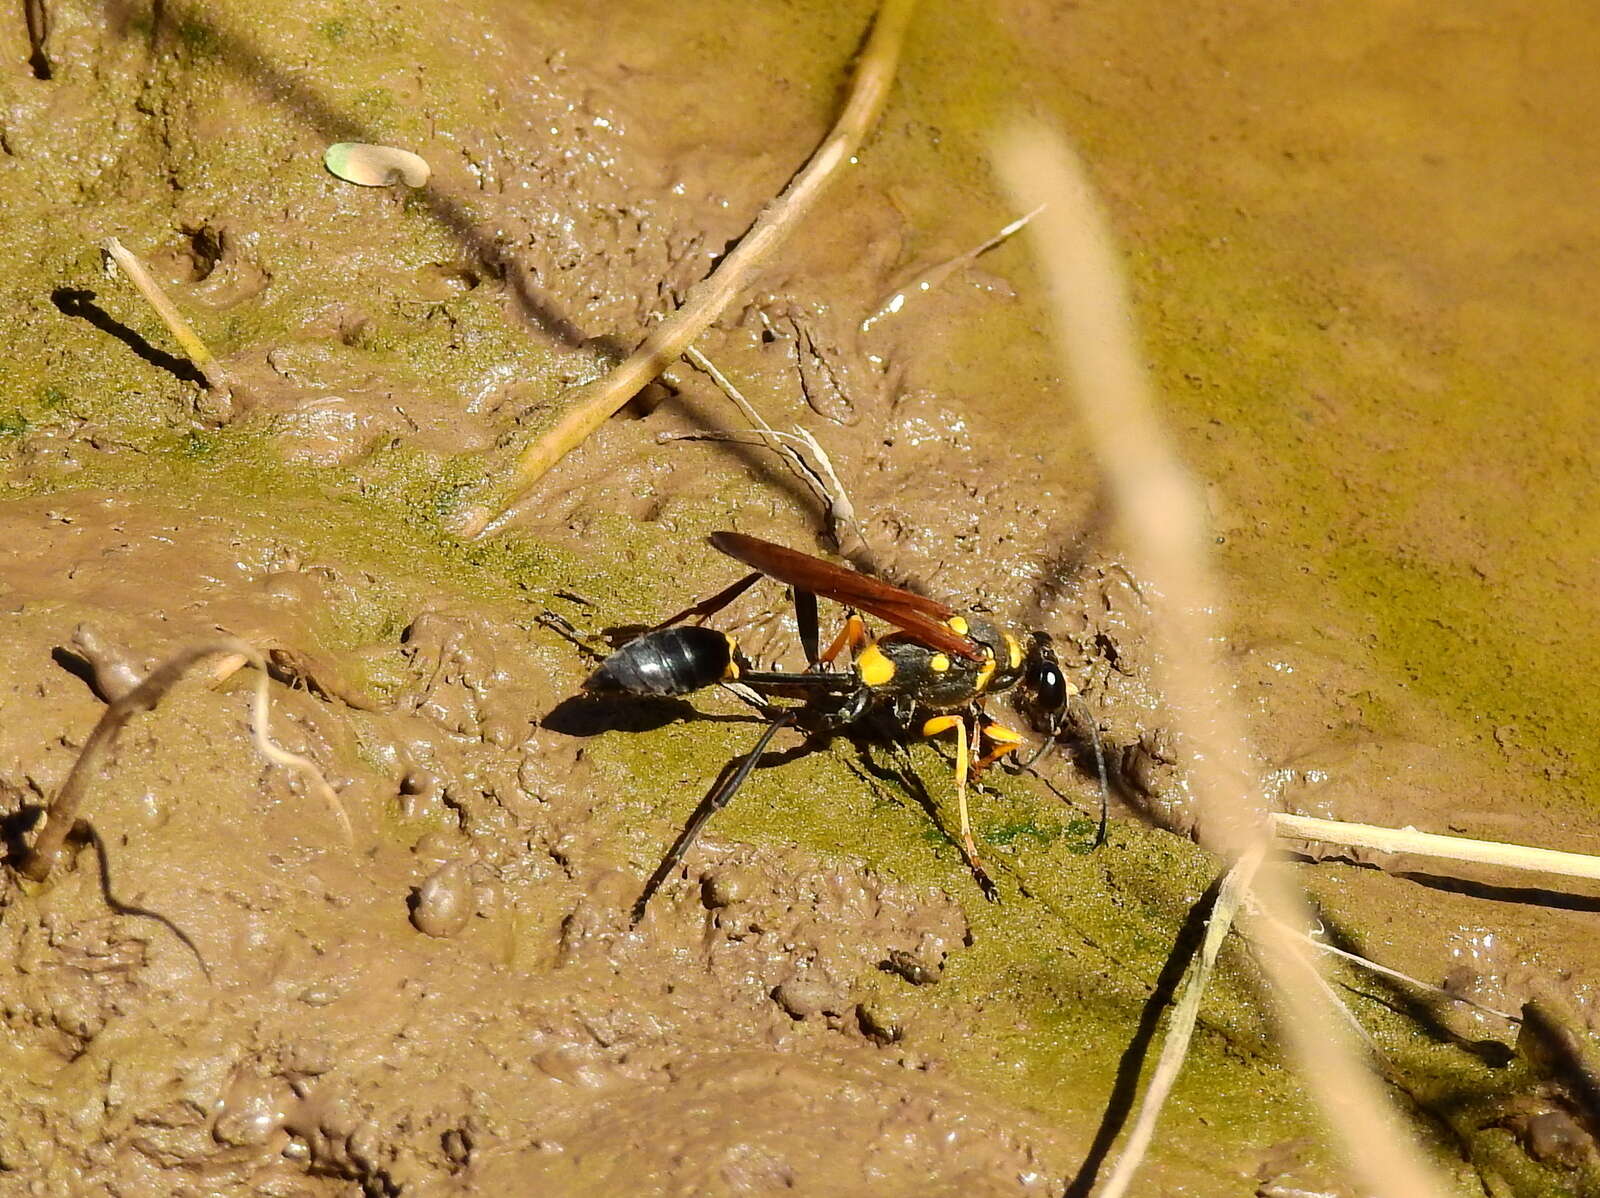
677,345,876,571
19,637,349,883
1270,811,1600,883
461,0,919,537
995,126,1457,1198
1099,846,1264,1198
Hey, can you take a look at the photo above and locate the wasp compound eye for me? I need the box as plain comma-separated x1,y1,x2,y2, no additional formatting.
1029,659,1067,712
1020,634,1068,736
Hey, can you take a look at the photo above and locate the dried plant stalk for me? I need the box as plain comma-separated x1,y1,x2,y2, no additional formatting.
681,345,875,568
20,637,349,883
463,0,918,536
1100,845,1265,1198
103,237,225,390
993,126,1455,1198
1271,811,1600,883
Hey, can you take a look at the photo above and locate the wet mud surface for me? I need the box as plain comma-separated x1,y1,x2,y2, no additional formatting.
3,1,1600,1195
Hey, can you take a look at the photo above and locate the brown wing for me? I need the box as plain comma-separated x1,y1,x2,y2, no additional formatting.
708,531,983,661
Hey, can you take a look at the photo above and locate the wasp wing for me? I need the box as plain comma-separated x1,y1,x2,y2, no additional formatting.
708,531,983,661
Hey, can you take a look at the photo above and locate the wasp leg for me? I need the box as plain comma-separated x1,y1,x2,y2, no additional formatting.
630,710,795,924
649,571,764,632
974,718,1027,772
535,609,608,664
793,587,821,666
819,613,868,667
922,712,998,902
1073,694,1111,848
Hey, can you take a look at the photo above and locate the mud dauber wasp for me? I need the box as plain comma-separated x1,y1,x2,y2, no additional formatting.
578,530,1104,921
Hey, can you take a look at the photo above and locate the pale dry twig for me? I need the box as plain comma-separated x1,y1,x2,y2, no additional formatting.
994,124,1455,1198
20,637,350,883
461,0,919,536
1271,811,1600,884
1099,844,1265,1198
103,237,226,392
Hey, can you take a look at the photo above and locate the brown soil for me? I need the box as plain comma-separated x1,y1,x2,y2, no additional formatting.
3,1,1599,1195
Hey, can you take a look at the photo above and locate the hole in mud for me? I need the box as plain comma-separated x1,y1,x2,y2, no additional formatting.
182,224,225,282
623,378,675,418
338,312,372,347
418,263,481,298
24,0,49,79
440,1127,473,1168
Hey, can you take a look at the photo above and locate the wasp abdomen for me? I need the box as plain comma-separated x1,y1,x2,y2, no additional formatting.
584,626,738,696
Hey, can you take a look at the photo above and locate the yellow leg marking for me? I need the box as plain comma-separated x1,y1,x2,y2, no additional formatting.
820,614,868,666
922,713,981,873
975,720,1026,771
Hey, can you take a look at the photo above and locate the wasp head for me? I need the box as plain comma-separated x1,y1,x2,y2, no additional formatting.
1019,631,1073,736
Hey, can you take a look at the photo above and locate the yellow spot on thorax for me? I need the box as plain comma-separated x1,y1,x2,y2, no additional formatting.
946,615,969,635
930,653,950,673
856,642,896,687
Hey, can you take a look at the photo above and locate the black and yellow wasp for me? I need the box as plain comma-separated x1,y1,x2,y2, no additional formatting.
583,530,1093,920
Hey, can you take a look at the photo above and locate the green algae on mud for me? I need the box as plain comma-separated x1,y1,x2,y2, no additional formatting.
1,411,1350,1186
855,0,1600,819
3,0,1598,1192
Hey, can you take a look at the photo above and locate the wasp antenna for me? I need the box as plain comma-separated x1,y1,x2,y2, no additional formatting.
1015,735,1055,772
1071,694,1111,848
535,609,606,663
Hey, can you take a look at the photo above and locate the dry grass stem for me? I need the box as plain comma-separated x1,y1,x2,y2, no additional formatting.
682,346,830,500
102,237,225,390
19,637,350,883
787,426,874,567
1271,811,1600,883
994,125,1456,1198
861,202,1044,332
1100,845,1265,1198
679,345,875,566
468,0,918,536
1285,920,1521,1024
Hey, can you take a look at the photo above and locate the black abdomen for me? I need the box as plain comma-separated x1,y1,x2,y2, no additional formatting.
584,627,735,696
